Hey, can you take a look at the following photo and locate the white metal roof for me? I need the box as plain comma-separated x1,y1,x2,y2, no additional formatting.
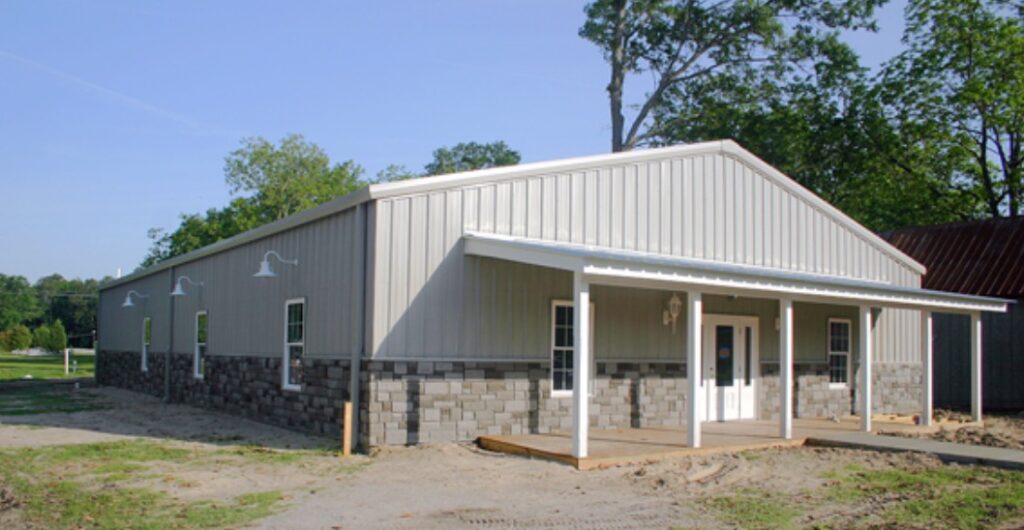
103,140,925,290
463,232,1008,314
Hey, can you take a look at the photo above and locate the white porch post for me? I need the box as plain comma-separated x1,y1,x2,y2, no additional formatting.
971,312,983,422
779,298,793,440
859,306,873,432
571,272,591,459
686,291,703,448
921,311,933,427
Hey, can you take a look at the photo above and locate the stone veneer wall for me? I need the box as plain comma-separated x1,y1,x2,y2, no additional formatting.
99,351,924,448
97,350,351,437
360,360,687,447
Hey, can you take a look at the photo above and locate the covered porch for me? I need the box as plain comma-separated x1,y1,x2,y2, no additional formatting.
479,415,971,470
465,232,1009,462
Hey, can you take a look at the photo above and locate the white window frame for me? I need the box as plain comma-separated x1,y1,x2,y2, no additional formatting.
282,298,305,392
141,317,151,372
193,311,207,380
828,318,852,388
550,300,596,398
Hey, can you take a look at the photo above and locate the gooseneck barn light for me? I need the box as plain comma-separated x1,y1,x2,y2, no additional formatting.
169,275,204,297
121,290,150,308
253,250,299,278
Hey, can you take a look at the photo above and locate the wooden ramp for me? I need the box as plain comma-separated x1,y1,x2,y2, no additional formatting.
478,416,963,470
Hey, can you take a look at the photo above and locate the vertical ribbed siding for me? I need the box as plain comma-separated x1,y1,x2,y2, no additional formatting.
371,150,922,359
99,207,365,359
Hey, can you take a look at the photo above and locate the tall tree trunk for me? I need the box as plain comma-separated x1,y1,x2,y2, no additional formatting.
608,0,628,152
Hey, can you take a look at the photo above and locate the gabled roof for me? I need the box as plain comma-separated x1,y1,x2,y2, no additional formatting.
882,217,1024,298
102,140,925,290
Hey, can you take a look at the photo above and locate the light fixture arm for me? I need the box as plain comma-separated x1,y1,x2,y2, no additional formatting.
263,250,298,267
175,276,204,288
170,275,205,297
127,290,150,300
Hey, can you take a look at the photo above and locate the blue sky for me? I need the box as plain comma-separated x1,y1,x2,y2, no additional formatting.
0,0,907,282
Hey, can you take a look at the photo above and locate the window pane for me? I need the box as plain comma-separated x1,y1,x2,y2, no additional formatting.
144,319,152,345
197,344,206,375
744,326,752,386
287,303,304,343
829,353,848,384
288,345,303,386
197,314,208,344
716,325,734,387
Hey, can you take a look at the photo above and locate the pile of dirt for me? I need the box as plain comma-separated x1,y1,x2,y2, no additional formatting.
882,412,1024,450
0,483,19,512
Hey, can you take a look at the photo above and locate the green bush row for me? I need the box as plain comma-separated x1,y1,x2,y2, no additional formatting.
0,321,66,353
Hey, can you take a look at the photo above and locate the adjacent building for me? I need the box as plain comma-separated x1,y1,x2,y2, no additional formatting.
884,217,1024,411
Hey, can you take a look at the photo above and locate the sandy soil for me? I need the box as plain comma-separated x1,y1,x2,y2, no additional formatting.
0,388,1016,529
880,410,1024,450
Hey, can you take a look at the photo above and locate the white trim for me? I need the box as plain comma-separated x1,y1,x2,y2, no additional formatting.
827,318,852,388
283,298,306,392
463,231,1007,313
549,299,595,399
193,310,207,380
141,317,151,372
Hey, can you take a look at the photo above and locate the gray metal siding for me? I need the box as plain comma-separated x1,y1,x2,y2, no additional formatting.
372,150,921,359
100,206,365,359
98,270,173,354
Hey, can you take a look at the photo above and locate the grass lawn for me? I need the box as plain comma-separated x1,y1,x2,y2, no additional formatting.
701,462,1024,529
0,438,362,529
0,386,107,415
0,350,95,381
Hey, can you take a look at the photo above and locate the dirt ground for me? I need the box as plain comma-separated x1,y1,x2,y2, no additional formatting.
1,388,1022,529
881,409,1024,450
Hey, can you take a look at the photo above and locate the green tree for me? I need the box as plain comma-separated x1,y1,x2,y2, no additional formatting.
31,325,51,351
423,141,521,176
143,135,365,266
5,324,32,351
47,320,68,352
0,274,41,331
648,32,975,230
580,0,887,152
224,134,365,221
878,0,1024,217
33,274,100,347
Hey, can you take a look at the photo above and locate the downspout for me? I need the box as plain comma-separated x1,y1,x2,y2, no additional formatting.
165,266,175,403
348,202,369,451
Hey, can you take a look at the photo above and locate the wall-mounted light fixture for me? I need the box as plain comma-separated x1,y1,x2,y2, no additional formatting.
253,250,299,278
121,290,150,308
663,293,683,334
170,275,204,297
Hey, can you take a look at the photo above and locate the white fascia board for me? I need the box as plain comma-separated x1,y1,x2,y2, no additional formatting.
581,265,1006,314
463,232,1005,313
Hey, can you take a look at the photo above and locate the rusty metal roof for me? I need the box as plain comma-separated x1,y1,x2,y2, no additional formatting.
882,217,1024,298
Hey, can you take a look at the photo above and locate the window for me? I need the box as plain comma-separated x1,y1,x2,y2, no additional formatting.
194,311,207,379
141,317,152,372
283,299,305,391
550,301,595,397
828,319,851,386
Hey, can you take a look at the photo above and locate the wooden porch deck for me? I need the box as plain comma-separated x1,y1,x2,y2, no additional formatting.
478,415,964,470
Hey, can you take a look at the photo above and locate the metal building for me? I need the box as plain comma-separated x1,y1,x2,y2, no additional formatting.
98,140,1008,455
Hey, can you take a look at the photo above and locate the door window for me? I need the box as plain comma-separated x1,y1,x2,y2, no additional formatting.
715,325,734,387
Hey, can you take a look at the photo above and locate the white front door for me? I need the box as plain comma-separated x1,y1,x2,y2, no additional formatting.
702,315,759,422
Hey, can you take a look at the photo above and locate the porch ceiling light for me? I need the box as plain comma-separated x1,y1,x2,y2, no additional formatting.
170,275,204,297
663,293,683,334
254,250,299,279
121,290,150,308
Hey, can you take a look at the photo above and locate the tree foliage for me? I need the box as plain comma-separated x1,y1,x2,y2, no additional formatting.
580,0,886,152
878,0,1024,217
32,274,100,347
0,274,41,331
224,134,365,221
422,141,521,176
0,324,31,351
143,135,365,266
373,141,522,183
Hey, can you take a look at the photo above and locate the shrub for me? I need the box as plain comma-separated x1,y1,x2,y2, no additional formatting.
47,320,67,352
0,330,9,351
32,325,51,351
5,324,31,350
